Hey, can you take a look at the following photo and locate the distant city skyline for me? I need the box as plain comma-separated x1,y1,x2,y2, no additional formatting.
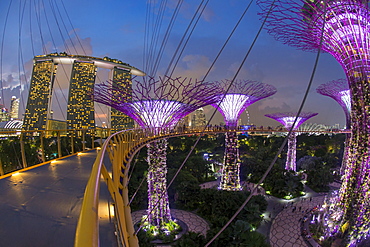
0,1,346,128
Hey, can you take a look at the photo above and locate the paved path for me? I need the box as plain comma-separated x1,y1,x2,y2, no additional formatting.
269,196,325,247
265,182,342,247
132,209,210,236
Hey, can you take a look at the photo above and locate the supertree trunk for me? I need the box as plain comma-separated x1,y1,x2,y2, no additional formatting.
219,131,242,191
286,132,297,171
146,138,172,227
338,76,370,243
339,133,351,176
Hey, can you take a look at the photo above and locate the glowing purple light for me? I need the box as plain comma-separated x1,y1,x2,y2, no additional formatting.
129,100,185,128
265,112,317,171
316,79,351,128
279,116,303,130
212,80,277,128
258,0,370,243
94,76,222,230
212,79,277,190
217,94,250,126
340,90,351,113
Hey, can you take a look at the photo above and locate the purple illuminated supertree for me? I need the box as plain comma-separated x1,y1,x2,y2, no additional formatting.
316,79,351,129
265,112,318,171
211,80,277,191
94,76,221,233
258,0,370,243
317,79,351,174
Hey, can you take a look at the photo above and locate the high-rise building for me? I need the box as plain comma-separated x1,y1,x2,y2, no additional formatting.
0,104,9,122
9,96,19,120
22,59,57,131
66,60,97,130
110,67,134,129
191,108,207,128
22,53,144,132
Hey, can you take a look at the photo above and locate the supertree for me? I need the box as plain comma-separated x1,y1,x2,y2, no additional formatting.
93,76,221,234
211,79,277,191
265,112,318,171
317,79,351,174
317,79,351,129
258,0,370,244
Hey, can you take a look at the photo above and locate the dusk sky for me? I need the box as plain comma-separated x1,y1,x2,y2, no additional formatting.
0,0,347,128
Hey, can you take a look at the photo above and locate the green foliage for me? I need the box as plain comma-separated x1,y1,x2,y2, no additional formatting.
263,166,304,199
167,135,215,182
173,231,206,246
240,135,285,183
299,156,335,192
128,147,149,211
137,219,182,244
167,168,201,210
205,221,270,247
196,189,267,228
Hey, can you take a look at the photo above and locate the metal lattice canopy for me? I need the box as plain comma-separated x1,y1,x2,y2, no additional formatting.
265,112,318,130
211,79,277,127
316,79,351,127
94,76,223,130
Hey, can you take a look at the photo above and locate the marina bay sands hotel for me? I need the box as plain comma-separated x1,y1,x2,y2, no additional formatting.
22,52,145,131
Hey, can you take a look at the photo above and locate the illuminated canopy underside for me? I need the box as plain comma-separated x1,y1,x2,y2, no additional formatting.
265,112,317,171
216,94,250,125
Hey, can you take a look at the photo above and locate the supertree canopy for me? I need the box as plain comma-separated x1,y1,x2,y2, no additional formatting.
212,79,277,191
316,79,351,129
317,79,351,175
258,0,370,244
94,76,221,232
265,112,318,171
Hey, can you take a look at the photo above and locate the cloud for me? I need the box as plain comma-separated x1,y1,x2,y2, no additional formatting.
172,54,213,79
201,8,215,22
63,36,93,56
228,62,265,81
258,101,293,113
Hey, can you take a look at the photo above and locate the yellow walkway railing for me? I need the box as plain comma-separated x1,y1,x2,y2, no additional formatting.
73,126,349,247
0,128,113,178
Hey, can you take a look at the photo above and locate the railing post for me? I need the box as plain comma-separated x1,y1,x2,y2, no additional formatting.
0,159,4,176
40,131,46,163
20,133,28,168
57,131,62,158
71,130,75,154
91,129,95,149
82,129,86,151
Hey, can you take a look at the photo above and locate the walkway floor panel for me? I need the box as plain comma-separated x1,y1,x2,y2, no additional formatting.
0,150,116,247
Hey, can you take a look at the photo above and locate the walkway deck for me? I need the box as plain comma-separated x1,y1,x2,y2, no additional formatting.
0,150,116,247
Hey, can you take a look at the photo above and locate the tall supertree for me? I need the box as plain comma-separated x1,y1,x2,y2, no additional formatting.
258,0,370,244
317,79,351,175
265,112,318,171
211,79,277,191
93,76,221,233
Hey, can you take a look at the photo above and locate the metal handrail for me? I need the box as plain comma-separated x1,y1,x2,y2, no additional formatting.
74,128,157,247
0,128,113,177
73,125,349,246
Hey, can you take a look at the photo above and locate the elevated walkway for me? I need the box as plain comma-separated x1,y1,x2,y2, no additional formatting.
0,150,116,247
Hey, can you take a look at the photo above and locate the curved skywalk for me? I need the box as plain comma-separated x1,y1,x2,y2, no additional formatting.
0,150,116,247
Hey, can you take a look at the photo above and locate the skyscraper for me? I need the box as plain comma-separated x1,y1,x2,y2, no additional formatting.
22,53,144,132
22,59,57,131
191,107,207,128
9,96,19,120
110,67,134,129
66,60,97,130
